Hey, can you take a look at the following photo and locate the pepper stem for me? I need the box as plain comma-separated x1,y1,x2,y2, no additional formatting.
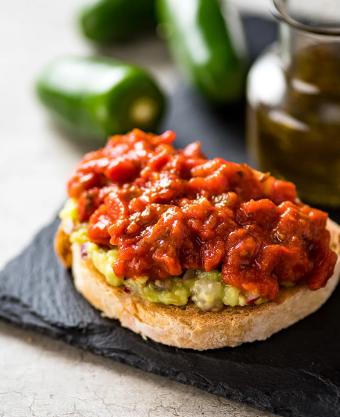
130,97,157,125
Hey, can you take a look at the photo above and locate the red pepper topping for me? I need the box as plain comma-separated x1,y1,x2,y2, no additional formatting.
67,129,337,299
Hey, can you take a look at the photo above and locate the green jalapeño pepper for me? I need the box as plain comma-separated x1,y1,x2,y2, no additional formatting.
157,0,248,104
80,0,156,43
36,57,166,144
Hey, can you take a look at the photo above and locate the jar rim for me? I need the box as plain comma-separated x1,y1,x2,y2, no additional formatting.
269,0,340,36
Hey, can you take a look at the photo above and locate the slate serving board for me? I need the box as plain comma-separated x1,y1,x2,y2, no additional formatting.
1,17,340,417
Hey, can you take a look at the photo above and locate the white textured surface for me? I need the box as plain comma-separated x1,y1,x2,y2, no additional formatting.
0,0,275,416
0,322,274,417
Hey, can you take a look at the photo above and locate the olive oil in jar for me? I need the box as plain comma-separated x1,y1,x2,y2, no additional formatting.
247,0,340,207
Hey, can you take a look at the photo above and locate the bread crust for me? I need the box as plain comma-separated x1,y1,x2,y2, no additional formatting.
54,224,72,268
56,219,340,350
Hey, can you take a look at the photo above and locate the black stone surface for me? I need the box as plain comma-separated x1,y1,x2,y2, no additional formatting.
1,16,340,417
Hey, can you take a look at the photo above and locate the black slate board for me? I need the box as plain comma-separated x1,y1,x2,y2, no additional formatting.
1,17,340,417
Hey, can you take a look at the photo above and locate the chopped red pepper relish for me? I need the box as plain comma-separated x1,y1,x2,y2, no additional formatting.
68,129,337,300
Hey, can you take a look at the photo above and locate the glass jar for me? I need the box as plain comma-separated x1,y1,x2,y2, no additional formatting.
247,0,340,207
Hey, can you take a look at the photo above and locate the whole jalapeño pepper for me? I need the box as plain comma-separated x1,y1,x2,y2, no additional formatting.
36,57,166,144
157,0,248,104
79,0,156,43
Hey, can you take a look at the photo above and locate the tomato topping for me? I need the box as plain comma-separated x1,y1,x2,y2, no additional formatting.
87,205,112,246
67,129,337,299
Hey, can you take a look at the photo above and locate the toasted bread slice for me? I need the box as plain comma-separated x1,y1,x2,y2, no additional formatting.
55,219,340,350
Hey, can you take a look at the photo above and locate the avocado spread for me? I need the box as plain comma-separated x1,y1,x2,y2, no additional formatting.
60,199,268,311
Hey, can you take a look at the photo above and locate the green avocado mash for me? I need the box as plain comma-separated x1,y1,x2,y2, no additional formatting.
60,200,268,311
59,198,79,222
